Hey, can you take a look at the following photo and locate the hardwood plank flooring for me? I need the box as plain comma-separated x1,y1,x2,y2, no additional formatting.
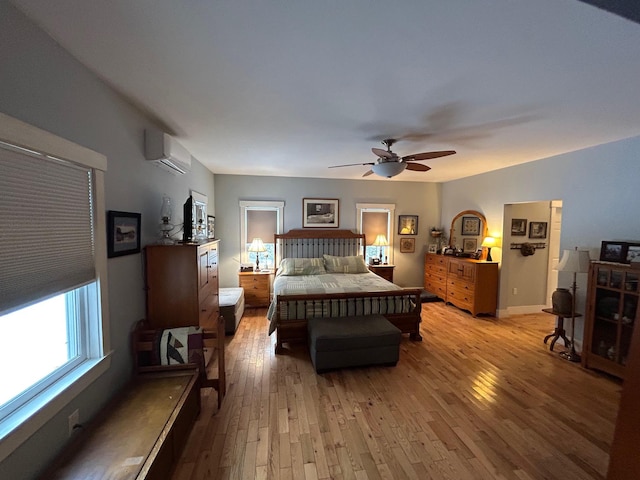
174,302,621,480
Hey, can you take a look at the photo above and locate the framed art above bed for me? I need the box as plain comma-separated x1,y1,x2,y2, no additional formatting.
303,198,339,228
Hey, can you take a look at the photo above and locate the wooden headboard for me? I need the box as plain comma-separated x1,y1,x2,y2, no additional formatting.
275,229,365,263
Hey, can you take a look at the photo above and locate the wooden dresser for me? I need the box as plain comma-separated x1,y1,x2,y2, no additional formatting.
238,271,271,307
424,253,498,316
145,240,220,330
144,240,225,405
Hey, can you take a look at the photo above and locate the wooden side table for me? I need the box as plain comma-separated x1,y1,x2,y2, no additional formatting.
238,271,272,307
368,264,395,283
541,308,582,352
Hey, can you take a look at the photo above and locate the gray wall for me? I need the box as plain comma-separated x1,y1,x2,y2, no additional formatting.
0,3,215,477
441,135,640,342
214,174,442,288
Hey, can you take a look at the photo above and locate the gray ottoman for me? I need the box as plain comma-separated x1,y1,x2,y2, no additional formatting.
308,315,401,373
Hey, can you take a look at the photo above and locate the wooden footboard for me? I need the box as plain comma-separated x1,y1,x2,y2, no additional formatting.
274,288,422,353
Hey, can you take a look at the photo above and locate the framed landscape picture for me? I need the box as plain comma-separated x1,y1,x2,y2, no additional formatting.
303,198,339,228
107,211,141,258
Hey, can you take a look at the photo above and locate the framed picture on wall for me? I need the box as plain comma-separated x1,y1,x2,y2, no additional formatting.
511,218,527,236
107,211,141,258
529,221,548,239
463,238,477,253
398,215,418,235
399,237,415,253
461,216,481,236
207,215,215,239
303,198,339,227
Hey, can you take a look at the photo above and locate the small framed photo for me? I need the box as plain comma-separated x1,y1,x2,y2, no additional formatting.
428,244,438,254
626,244,640,264
528,221,548,239
600,241,626,263
511,218,527,236
463,238,477,253
398,215,418,235
107,211,141,258
461,216,481,236
207,215,215,239
400,237,415,253
303,198,339,228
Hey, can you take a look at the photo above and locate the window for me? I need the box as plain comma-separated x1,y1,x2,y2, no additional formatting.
356,203,395,264
0,112,109,460
239,201,284,270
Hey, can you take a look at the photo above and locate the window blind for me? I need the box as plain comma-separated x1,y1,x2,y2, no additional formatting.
362,211,388,245
0,143,95,315
247,209,277,243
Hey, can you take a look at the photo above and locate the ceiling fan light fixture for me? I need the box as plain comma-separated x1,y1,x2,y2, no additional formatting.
371,162,406,178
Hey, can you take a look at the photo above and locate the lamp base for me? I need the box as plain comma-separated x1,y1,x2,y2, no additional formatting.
559,350,581,363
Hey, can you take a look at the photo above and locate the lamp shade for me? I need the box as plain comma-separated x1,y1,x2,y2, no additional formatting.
557,248,590,273
371,162,406,178
481,236,497,248
248,237,266,253
372,234,389,247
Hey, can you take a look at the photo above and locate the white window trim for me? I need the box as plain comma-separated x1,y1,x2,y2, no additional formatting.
0,112,111,462
356,203,396,264
239,200,284,264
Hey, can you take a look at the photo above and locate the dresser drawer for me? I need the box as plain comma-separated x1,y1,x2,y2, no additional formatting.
238,272,271,307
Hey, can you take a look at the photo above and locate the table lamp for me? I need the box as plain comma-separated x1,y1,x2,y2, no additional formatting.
372,234,389,263
481,236,497,261
556,247,591,362
248,237,266,271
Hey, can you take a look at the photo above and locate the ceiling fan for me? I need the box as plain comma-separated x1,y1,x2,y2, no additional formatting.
329,139,456,178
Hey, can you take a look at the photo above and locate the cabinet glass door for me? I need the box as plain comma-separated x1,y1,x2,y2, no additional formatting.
591,266,639,366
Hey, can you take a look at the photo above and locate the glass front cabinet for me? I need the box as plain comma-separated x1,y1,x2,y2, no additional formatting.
583,261,639,379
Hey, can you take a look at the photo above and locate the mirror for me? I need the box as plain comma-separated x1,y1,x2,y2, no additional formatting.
191,190,208,241
449,210,488,255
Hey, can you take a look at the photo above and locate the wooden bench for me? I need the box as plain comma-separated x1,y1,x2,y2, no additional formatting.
40,369,200,479
132,322,226,408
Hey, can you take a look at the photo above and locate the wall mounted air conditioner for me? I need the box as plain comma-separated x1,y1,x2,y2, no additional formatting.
144,129,192,175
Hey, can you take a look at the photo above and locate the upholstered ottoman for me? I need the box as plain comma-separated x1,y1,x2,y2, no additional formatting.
219,287,245,334
308,315,401,373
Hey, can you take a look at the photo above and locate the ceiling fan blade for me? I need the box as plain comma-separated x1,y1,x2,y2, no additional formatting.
405,163,431,172
372,147,394,159
362,170,375,177
402,150,456,161
329,162,375,168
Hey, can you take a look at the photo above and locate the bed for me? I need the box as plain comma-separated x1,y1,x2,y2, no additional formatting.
267,229,422,353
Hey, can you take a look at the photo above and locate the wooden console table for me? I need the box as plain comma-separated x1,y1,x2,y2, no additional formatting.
542,308,582,352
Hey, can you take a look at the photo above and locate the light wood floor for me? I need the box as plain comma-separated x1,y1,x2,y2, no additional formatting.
174,302,622,480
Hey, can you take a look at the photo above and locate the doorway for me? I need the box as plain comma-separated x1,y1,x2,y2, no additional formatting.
499,200,562,316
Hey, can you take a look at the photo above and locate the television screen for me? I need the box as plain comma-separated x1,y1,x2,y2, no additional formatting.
183,195,193,242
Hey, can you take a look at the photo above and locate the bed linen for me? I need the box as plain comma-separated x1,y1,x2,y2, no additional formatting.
267,271,414,334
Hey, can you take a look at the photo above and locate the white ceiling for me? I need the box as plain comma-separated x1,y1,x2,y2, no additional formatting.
11,0,640,182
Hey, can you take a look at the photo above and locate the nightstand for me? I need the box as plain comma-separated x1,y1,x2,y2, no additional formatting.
368,264,395,283
238,271,272,307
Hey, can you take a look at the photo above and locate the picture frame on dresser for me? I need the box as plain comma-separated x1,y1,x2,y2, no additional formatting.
600,241,626,263
107,210,141,258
